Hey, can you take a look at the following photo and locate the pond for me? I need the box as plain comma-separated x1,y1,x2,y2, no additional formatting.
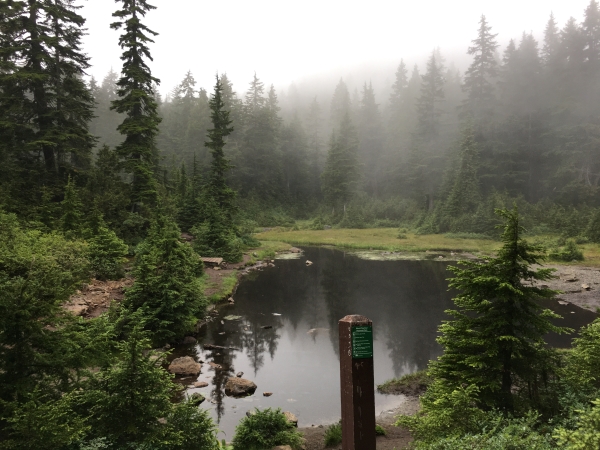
173,246,597,439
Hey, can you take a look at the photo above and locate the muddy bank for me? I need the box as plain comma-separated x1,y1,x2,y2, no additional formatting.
536,264,600,313
299,397,419,450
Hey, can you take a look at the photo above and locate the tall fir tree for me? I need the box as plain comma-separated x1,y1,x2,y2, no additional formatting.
0,0,94,215
416,51,445,138
111,0,161,209
321,112,360,214
330,78,351,128
430,207,568,411
462,15,499,123
358,81,383,196
444,125,480,217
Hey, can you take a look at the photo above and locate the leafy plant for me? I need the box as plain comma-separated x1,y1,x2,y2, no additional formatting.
324,422,342,447
231,408,304,450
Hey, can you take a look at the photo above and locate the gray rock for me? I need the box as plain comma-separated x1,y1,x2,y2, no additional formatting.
168,357,202,377
189,393,205,405
182,336,197,345
225,377,257,397
284,411,298,427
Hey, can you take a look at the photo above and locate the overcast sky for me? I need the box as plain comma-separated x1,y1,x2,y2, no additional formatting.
81,0,592,96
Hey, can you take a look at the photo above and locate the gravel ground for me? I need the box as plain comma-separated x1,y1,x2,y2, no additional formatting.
300,397,419,450
538,264,600,313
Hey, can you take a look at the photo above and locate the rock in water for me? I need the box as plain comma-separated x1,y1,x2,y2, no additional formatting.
236,371,244,378
189,393,205,405
225,377,257,397
182,336,197,345
168,357,202,377
305,260,313,266
263,392,273,397
284,411,298,427
193,381,209,388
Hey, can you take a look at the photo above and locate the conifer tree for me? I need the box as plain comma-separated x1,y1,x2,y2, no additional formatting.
388,59,412,152
124,215,206,344
416,51,445,137
462,15,499,121
358,82,383,195
206,76,236,222
111,0,161,209
430,207,568,411
81,325,177,447
306,97,323,198
193,76,242,262
583,0,600,68
444,125,480,217
60,176,84,236
87,212,129,281
330,78,351,127
321,113,360,213
542,12,562,70
0,0,94,180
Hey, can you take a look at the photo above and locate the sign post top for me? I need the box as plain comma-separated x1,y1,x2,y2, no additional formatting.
339,315,372,326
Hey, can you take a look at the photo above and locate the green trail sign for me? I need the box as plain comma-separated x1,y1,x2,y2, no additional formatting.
351,325,373,359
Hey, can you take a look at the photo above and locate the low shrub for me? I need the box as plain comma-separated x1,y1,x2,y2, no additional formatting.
549,240,584,262
323,422,342,447
231,408,304,450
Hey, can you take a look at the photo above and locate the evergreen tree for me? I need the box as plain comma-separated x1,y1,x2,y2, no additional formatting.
358,82,383,195
280,114,310,202
0,210,90,404
583,0,600,68
306,97,323,198
177,155,204,232
416,51,445,137
111,0,161,209
542,13,562,70
234,73,282,199
124,215,206,344
60,176,84,236
462,15,499,122
321,113,360,213
387,59,413,155
444,125,480,217
330,78,351,127
0,0,94,217
90,69,124,149
87,212,129,281
81,325,177,447
430,207,568,411
193,76,242,262
206,75,236,224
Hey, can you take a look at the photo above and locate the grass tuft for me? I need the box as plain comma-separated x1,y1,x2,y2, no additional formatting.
377,370,433,396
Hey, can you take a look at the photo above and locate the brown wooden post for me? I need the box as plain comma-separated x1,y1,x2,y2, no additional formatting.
339,315,376,450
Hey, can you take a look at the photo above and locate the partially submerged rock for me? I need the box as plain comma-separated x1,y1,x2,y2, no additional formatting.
189,393,205,405
193,381,209,388
284,411,298,427
168,357,202,377
182,336,197,345
225,377,257,397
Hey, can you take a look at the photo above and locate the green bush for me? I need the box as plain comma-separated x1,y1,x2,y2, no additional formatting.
563,319,600,390
549,239,584,262
554,399,600,450
231,408,304,450
323,422,342,447
375,424,386,436
87,222,129,281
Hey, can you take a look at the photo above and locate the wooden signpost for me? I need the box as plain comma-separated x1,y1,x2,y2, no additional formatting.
339,315,376,450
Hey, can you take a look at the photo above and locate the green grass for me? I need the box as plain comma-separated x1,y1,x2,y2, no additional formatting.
254,228,600,266
255,228,500,253
377,370,433,396
247,240,292,264
207,272,238,304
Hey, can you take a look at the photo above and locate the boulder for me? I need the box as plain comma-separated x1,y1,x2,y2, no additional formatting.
208,362,222,370
193,381,209,388
284,411,298,427
236,372,244,378
182,336,197,345
263,392,273,397
168,357,202,377
225,377,257,397
189,393,205,405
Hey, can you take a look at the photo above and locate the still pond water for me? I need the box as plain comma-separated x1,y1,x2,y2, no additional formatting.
173,246,597,439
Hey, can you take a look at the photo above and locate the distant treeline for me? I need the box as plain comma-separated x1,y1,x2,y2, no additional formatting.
86,1,600,236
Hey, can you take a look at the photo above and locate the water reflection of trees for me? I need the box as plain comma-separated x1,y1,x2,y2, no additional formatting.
318,249,454,376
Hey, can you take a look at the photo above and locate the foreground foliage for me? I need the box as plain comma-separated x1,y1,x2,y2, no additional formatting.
231,408,304,450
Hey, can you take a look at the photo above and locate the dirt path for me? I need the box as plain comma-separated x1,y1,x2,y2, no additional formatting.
300,397,419,450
